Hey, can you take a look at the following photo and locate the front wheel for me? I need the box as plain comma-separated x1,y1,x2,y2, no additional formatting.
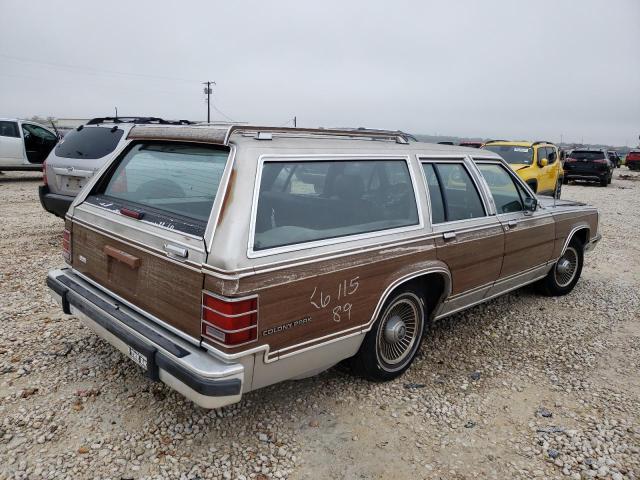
352,290,425,381
537,237,584,296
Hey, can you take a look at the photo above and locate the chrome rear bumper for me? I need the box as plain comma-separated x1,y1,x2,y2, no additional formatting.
47,268,247,409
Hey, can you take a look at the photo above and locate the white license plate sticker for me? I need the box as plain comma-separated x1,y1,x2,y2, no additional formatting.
128,346,148,370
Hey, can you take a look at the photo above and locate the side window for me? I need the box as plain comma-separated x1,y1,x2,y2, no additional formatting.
422,164,445,223
477,164,524,213
253,160,419,251
0,121,19,138
537,147,548,164
22,124,56,142
422,162,485,223
548,147,557,164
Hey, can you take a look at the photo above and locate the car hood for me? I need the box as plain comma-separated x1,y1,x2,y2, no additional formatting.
537,196,585,209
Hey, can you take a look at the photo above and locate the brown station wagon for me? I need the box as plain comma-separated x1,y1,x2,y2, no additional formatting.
47,125,601,408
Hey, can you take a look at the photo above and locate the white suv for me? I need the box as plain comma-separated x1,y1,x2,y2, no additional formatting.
0,118,59,171
39,117,191,218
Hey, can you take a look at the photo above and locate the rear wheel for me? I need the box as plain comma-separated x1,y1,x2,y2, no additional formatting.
600,175,608,187
537,237,584,296
352,289,425,381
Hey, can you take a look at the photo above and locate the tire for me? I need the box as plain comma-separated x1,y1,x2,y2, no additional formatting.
600,175,608,187
607,174,612,184
562,176,569,185
351,289,425,381
537,237,584,296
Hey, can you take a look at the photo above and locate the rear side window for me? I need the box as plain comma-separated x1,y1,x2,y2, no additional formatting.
421,162,485,223
54,126,124,159
0,121,19,138
253,160,419,251
88,142,229,236
477,163,524,213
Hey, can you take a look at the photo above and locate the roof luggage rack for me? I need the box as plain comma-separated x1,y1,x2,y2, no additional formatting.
225,125,413,145
87,117,193,125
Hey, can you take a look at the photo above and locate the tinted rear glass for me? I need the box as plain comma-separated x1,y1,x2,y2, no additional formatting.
54,126,124,159
569,151,605,160
483,145,533,165
88,142,228,236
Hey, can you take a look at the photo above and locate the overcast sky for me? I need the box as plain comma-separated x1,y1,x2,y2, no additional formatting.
1,0,638,146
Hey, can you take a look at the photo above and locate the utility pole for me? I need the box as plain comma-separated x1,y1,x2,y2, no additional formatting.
115,106,118,118
202,81,215,123
293,116,297,128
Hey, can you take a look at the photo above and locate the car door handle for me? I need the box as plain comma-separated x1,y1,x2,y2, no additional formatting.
103,245,141,269
164,243,188,259
507,220,518,229
443,231,456,240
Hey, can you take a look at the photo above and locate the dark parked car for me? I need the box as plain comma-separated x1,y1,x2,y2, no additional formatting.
563,149,614,187
625,151,640,171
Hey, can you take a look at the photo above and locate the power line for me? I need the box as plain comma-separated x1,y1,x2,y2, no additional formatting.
0,53,196,83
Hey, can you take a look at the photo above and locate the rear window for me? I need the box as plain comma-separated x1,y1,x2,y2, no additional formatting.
253,160,419,251
0,121,19,138
54,126,124,159
569,151,605,160
483,145,533,165
87,142,228,236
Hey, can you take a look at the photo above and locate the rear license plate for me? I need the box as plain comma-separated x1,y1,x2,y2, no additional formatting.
64,176,83,190
128,346,148,370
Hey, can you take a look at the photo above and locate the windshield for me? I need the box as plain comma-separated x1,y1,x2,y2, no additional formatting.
88,142,229,236
54,126,124,159
569,151,605,160
484,145,533,165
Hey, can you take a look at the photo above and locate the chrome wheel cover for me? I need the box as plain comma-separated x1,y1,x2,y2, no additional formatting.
376,295,421,371
555,246,578,287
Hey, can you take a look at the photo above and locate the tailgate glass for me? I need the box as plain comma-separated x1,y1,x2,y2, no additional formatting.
86,142,229,236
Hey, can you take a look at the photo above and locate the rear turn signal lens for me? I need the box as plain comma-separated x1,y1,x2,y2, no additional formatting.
62,228,71,264
201,292,258,347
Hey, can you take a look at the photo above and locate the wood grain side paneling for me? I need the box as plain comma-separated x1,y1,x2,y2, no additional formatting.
72,224,203,338
500,215,555,278
434,225,504,295
204,239,441,355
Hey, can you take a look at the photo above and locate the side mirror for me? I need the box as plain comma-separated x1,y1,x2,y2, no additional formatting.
524,196,538,212
539,158,548,167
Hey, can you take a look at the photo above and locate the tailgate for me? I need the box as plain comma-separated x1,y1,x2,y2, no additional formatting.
71,223,204,338
67,140,231,340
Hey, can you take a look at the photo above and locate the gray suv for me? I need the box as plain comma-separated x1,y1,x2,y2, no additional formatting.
39,117,192,218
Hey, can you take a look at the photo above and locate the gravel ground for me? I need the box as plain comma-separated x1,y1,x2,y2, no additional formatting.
0,169,638,480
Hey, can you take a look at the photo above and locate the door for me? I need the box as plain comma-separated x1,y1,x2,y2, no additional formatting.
536,146,556,194
0,120,24,166
21,123,58,164
421,159,504,315
476,162,555,295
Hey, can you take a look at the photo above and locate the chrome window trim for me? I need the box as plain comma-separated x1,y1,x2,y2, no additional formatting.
472,157,538,200
204,144,237,253
246,153,425,259
416,156,494,225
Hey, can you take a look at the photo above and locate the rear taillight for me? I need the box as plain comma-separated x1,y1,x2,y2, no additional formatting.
42,159,48,186
62,228,71,264
201,292,258,346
